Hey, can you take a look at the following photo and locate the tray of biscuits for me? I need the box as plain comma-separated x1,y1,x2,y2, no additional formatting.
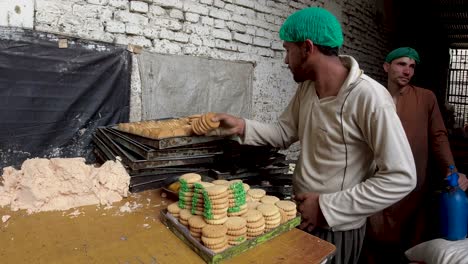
160,173,300,264
116,113,220,140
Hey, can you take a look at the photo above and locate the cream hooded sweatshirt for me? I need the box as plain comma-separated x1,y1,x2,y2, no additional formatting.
243,56,416,231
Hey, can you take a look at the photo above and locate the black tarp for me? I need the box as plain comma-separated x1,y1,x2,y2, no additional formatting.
0,27,131,169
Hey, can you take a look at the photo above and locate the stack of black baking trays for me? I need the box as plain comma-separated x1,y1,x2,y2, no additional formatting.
92,126,224,192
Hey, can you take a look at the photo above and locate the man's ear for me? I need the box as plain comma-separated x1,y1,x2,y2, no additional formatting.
304,39,314,53
383,62,390,73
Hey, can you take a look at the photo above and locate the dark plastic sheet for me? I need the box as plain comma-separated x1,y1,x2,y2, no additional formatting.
0,27,131,169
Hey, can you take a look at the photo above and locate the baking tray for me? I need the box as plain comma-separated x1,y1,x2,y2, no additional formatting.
93,131,218,170
208,168,260,180
160,209,301,264
110,126,225,149
99,127,224,159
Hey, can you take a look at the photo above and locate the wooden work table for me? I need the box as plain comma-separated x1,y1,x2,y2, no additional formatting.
0,189,335,264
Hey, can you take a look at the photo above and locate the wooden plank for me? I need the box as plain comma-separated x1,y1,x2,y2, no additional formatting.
161,209,302,264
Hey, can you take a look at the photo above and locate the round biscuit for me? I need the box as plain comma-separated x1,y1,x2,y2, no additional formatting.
260,195,280,205
212,179,229,185
190,230,202,237
225,216,247,230
287,214,297,221
243,183,250,192
209,208,228,215
265,222,280,229
205,185,228,196
247,230,264,237
205,212,228,220
227,207,248,217
264,212,281,221
179,173,202,184
205,203,228,210
211,244,228,253
195,182,214,188
204,112,220,128
180,191,194,197
278,208,289,224
167,202,181,214
197,116,209,133
247,224,265,233
256,204,279,217
247,201,262,210
227,234,245,241
247,189,266,199
207,196,229,205
246,218,265,228
179,209,193,221
188,215,207,229
205,239,229,251
229,179,243,183
179,219,189,226
201,236,227,246
275,200,297,212
243,209,263,223
265,217,281,226
227,226,247,236
205,217,228,225
191,120,203,135
286,209,298,217
194,119,205,135
200,114,212,131
188,114,202,119
228,236,246,245
202,224,227,238
193,210,203,216
171,213,179,219
190,227,202,233
197,118,209,134
228,203,247,211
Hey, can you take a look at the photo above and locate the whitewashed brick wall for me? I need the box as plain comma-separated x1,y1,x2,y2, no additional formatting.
15,0,392,159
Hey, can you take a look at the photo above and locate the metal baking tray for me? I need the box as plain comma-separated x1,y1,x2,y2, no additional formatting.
208,168,260,180
110,126,225,149
98,127,223,160
160,209,301,264
92,131,218,170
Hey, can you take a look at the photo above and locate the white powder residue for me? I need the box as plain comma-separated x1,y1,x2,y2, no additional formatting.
0,158,130,214
2,215,11,223
119,201,142,213
68,209,82,218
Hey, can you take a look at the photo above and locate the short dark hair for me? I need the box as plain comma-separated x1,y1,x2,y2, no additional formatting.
315,44,339,56
293,42,339,56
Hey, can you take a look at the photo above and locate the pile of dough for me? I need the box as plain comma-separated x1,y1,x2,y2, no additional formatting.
0,158,130,213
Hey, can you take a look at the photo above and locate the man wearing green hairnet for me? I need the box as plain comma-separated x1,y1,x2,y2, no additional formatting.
361,47,468,264
205,8,416,264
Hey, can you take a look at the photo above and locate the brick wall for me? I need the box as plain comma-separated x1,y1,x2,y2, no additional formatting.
5,0,393,159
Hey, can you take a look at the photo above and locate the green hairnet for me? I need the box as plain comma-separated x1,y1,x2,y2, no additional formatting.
385,47,420,64
279,7,343,48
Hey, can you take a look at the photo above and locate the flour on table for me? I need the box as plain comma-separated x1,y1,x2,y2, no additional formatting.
68,209,82,218
2,215,11,223
119,201,142,213
0,158,130,214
